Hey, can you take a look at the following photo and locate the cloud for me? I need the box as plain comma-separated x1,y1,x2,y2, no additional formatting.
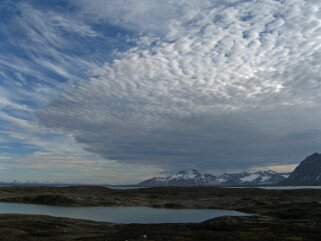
38,0,321,171
0,0,168,183
72,0,205,34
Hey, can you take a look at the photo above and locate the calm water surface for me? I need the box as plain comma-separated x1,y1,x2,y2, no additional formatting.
105,185,147,190
258,186,321,190
0,202,248,224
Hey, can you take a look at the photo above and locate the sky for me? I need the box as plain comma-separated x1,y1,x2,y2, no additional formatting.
0,0,320,184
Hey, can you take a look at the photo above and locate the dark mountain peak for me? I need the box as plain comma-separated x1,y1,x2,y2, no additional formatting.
177,171,186,175
177,169,200,174
303,152,321,162
281,153,321,186
311,152,321,157
297,153,321,168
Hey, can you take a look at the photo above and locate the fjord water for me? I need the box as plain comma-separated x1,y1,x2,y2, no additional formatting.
0,202,248,224
258,186,321,190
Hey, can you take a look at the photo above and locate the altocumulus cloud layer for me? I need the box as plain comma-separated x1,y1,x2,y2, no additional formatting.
39,0,321,170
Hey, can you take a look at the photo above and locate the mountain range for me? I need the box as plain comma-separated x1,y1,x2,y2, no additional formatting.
139,153,321,187
138,169,290,186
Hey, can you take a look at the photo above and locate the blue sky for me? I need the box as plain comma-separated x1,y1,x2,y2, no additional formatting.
0,0,321,184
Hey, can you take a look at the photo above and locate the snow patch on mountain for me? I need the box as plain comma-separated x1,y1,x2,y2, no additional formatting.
240,174,260,182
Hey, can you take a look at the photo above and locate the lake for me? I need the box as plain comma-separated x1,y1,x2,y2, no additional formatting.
105,185,148,189
109,185,321,190
0,202,248,224
258,186,321,190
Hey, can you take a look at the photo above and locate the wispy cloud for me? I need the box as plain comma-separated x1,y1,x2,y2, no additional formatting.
0,0,141,183
72,0,203,34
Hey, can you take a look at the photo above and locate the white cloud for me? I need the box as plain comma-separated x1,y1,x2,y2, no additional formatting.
39,0,321,170
1,1,166,183
73,0,205,34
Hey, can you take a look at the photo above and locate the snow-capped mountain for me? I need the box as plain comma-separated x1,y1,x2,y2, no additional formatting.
138,169,289,186
139,170,217,186
216,170,289,186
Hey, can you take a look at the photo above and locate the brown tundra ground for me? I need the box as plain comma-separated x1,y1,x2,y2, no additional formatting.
0,186,320,241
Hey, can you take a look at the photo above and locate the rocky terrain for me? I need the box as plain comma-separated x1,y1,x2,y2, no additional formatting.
0,186,320,240
139,169,289,186
0,213,320,241
0,185,321,211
